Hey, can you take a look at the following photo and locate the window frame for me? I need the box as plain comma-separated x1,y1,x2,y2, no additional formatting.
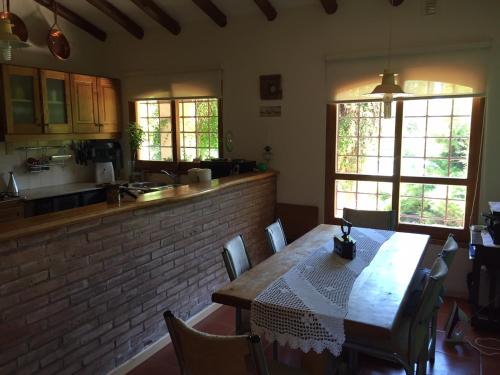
325,97,485,242
130,97,223,173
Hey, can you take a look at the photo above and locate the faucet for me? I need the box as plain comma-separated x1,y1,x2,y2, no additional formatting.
160,170,179,184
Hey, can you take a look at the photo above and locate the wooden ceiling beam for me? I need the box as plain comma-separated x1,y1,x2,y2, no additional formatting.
86,0,144,39
32,0,107,41
129,0,181,35
320,0,338,14
254,0,277,21
192,0,227,27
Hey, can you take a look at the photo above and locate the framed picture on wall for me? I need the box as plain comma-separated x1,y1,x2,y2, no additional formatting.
260,74,282,100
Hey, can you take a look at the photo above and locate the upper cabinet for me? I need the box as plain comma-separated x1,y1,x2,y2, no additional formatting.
71,74,99,134
0,64,122,141
97,78,120,134
2,65,42,134
70,75,121,135
40,70,72,134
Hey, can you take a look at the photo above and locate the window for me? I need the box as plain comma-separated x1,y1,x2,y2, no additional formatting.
325,97,484,240
136,98,221,162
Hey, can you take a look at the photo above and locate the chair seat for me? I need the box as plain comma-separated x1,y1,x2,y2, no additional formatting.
269,360,308,375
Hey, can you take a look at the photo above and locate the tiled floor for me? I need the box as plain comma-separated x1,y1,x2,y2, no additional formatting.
128,298,500,374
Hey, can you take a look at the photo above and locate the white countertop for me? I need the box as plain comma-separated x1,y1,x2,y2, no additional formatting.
20,182,103,201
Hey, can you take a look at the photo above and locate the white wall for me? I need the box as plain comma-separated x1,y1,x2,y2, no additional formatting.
101,0,499,297
0,0,112,189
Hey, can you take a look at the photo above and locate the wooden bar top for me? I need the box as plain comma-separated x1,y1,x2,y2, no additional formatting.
212,224,430,340
0,171,277,242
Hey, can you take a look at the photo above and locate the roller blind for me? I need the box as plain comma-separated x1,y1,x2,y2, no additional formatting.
326,44,490,102
123,69,222,100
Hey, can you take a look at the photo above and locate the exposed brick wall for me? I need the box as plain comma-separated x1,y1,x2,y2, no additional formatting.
0,176,276,375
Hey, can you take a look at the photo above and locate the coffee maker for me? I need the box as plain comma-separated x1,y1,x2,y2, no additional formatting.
89,141,122,183
484,202,500,245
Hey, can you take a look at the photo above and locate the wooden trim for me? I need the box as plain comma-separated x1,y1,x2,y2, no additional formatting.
324,104,336,224
4,133,120,142
33,0,106,41
319,0,338,14
192,0,227,27
399,176,469,186
392,101,403,219
172,99,180,162
332,174,395,183
253,0,277,21
128,101,137,124
466,97,486,225
218,98,224,158
130,0,181,35
86,0,144,39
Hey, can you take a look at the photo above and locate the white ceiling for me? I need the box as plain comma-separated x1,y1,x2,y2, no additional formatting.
16,0,322,37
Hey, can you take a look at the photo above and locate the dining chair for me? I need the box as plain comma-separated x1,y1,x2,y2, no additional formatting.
342,207,397,230
222,235,252,335
163,310,306,375
345,257,449,375
265,218,287,254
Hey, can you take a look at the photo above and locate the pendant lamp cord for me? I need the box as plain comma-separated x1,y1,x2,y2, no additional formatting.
387,0,394,71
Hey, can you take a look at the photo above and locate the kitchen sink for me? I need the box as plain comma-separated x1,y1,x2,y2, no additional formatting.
123,182,184,193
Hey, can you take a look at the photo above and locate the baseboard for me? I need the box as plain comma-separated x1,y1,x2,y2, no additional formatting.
109,303,223,375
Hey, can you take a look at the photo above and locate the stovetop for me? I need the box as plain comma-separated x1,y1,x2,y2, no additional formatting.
0,192,23,203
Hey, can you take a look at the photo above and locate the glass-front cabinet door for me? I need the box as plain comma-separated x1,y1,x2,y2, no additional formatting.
2,65,42,134
40,70,72,133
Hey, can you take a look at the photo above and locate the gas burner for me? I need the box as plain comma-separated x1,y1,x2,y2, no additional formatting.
0,192,22,202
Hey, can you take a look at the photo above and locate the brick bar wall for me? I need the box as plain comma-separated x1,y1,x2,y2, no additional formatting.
0,175,276,375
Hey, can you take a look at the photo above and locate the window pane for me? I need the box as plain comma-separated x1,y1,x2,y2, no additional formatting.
136,100,173,161
334,180,393,218
336,102,395,176
399,183,467,228
178,98,220,161
401,97,472,178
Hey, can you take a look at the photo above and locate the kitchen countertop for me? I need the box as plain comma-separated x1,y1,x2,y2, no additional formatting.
0,171,278,242
20,182,104,201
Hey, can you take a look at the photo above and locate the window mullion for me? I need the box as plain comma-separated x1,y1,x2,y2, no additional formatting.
392,100,404,227
172,99,180,162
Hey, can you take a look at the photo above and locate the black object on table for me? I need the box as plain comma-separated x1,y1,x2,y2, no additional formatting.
468,227,500,329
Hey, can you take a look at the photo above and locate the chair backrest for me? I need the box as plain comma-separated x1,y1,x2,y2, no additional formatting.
222,235,252,281
409,257,448,361
265,218,287,254
440,234,459,269
342,208,397,230
163,310,269,375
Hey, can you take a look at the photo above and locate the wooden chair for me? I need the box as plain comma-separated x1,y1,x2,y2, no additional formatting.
345,257,449,375
342,207,397,230
265,218,287,254
163,310,306,375
222,235,252,335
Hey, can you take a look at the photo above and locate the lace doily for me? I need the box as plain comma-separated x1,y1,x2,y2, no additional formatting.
251,227,394,356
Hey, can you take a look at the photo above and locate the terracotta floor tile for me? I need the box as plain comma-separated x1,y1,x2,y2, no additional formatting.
127,298,500,374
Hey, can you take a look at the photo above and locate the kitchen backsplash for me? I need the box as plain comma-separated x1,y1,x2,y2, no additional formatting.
0,142,94,191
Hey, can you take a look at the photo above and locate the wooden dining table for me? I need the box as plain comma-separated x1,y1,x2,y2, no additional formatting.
212,224,430,342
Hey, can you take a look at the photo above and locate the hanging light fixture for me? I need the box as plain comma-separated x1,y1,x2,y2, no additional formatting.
0,0,29,61
367,0,411,118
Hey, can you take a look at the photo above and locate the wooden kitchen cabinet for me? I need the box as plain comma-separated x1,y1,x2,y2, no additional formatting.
71,74,99,134
40,69,72,134
1,65,42,134
0,64,122,141
97,78,120,134
0,200,24,223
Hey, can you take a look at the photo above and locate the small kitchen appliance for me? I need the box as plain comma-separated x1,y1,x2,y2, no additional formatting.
6,171,19,197
95,162,115,184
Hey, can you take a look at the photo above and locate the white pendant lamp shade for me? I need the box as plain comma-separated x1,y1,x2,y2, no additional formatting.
0,17,29,61
368,69,411,118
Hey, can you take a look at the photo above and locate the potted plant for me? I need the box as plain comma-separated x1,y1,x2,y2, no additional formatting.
127,122,145,176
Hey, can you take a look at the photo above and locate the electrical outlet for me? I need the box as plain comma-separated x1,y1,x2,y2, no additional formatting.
422,0,438,15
